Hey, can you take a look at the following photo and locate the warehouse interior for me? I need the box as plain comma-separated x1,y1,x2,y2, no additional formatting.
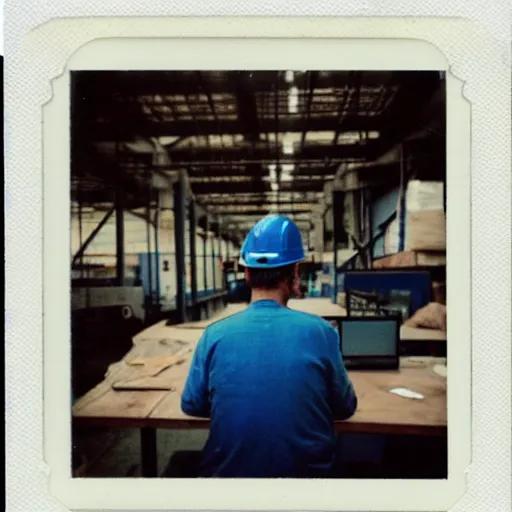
71,70,447,478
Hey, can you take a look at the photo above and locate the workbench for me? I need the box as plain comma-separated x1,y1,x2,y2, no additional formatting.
73,300,447,477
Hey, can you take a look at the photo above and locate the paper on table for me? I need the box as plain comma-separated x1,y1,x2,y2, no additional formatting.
432,364,447,378
389,388,425,400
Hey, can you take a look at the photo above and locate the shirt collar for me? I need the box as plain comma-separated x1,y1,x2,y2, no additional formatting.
249,299,284,309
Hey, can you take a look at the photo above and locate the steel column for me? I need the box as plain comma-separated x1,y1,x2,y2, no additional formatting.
189,199,198,304
203,215,209,293
332,191,338,304
154,194,161,306
398,145,406,253
211,221,216,292
217,218,223,292
217,216,222,260
174,176,187,323
146,175,153,308
115,183,125,286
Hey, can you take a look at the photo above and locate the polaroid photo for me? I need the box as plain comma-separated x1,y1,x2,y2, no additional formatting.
5,13,511,512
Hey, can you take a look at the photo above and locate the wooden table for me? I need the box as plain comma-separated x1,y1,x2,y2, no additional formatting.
73,311,447,477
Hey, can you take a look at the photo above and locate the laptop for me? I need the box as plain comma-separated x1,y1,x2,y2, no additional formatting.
339,316,400,371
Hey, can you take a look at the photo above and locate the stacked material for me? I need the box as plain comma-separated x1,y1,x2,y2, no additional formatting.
404,302,447,333
336,292,347,308
384,181,446,254
372,250,446,268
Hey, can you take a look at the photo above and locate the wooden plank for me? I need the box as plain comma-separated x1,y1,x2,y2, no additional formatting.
416,251,446,267
133,323,203,345
114,351,192,390
373,251,417,268
73,388,168,419
347,367,446,429
373,250,446,269
288,298,347,317
400,325,446,341
112,349,193,390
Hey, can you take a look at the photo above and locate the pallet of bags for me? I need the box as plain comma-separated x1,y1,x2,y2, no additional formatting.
384,180,446,254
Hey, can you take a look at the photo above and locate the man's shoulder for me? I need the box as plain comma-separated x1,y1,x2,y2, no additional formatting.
203,304,336,337
284,307,337,333
204,308,250,333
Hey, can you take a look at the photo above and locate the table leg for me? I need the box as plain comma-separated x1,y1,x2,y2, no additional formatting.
140,428,158,477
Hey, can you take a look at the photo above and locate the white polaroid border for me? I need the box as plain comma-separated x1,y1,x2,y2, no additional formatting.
5,15,511,512
46,25,469,511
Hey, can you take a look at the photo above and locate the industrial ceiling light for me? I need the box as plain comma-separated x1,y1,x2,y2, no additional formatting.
283,133,294,155
268,163,277,183
288,86,299,114
285,70,294,83
280,163,294,182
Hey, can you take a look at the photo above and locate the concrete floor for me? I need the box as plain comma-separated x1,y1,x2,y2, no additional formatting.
74,425,447,479
73,426,208,477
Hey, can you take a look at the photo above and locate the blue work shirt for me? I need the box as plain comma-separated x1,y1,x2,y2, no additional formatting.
181,299,357,478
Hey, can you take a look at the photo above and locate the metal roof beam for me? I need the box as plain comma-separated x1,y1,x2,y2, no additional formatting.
81,116,377,140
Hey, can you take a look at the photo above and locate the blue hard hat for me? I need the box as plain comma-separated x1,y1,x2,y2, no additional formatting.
239,215,306,268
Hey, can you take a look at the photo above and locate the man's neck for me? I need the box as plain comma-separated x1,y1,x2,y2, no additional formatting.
250,288,288,307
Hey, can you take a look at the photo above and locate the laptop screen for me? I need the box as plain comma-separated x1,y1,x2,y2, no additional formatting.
340,318,399,358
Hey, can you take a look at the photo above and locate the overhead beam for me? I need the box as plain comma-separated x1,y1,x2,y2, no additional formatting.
71,70,399,97
366,72,442,160
202,199,317,207
81,116,380,141
191,180,326,195
229,72,260,143
163,142,370,165
210,208,312,216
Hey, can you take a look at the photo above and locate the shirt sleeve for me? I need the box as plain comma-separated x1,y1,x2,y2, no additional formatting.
325,325,358,420
181,331,211,418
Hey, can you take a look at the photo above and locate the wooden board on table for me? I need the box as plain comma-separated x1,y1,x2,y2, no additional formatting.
148,361,196,419
372,250,446,269
73,387,168,419
132,321,204,345
346,361,446,432
112,349,193,390
400,325,446,342
113,351,192,391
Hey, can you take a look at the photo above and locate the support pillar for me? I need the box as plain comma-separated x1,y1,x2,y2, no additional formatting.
203,215,209,294
115,189,125,286
189,199,198,305
211,221,216,292
174,176,187,323
216,217,222,291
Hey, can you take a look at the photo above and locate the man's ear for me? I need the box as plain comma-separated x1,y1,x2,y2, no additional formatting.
244,268,250,282
291,264,301,297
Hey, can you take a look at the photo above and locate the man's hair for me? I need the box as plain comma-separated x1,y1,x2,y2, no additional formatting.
246,264,296,289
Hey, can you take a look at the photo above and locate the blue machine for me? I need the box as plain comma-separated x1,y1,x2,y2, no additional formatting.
138,252,220,308
343,270,431,315
138,252,162,302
